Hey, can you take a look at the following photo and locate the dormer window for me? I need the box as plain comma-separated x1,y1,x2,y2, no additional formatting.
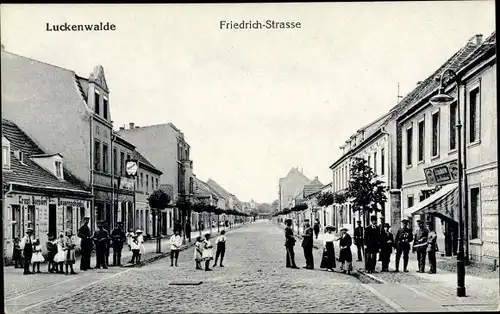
55,160,63,178
13,150,25,164
2,137,11,170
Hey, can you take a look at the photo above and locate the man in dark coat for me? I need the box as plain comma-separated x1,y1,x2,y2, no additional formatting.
185,221,192,242
174,220,182,235
77,216,93,271
111,222,127,267
364,215,380,273
313,219,321,239
103,223,111,267
93,221,110,269
378,216,386,262
301,223,314,269
412,219,429,273
394,217,413,272
284,219,299,269
353,220,364,262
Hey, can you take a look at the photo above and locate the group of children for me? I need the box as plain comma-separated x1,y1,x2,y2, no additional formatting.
12,230,77,275
193,230,227,271
126,229,146,264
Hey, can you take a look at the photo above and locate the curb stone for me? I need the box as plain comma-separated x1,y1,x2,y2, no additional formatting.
273,221,385,284
123,223,248,268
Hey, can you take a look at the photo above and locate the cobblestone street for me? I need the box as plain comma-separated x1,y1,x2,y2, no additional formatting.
6,220,399,313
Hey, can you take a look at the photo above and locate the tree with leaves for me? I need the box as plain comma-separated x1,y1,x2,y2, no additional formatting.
148,189,171,252
345,157,388,268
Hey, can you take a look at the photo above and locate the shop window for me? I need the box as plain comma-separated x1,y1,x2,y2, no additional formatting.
79,207,85,226
11,205,21,239
468,88,480,144
470,187,480,239
66,206,73,230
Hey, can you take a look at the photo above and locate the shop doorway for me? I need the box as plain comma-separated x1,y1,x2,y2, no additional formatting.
48,204,57,237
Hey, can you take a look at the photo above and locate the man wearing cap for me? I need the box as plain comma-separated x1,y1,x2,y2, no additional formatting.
394,217,413,272
78,216,92,271
426,221,438,274
377,216,386,262
364,215,380,273
93,220,110,269
111,222,127,267
412,219,429,273
353,220,364,262
284,219,299,269
20,228,35,275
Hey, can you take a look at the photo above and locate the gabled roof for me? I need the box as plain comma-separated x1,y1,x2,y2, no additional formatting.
133,150,162,175
2,119,90,194
458,32,496,74
206,178,232,200
303,177,324,198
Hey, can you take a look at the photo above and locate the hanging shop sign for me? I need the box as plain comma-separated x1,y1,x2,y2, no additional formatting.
423,159,458,186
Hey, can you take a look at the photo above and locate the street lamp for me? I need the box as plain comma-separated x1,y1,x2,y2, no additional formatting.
429,68,466,297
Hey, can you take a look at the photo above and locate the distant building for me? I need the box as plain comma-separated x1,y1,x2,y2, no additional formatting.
278,167,312,209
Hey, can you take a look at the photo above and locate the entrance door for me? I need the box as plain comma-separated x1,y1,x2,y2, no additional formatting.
48,204,57,237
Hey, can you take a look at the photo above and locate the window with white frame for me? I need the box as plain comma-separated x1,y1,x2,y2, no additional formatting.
468,87,480,144
418,118,425,162
406,124,413,166
431,110,440,157
449,102,458,151
2,141,10,169
470,187,480,239
55,160,63,178
374,151,377,174
381,148,385,175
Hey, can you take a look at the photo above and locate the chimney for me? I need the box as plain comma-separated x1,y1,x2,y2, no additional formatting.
314,176,318,180
417,81,422,85
129,122,135,129
475,34,483,45
119,127,125,131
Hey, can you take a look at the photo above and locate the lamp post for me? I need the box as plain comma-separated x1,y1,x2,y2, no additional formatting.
429,68,466,297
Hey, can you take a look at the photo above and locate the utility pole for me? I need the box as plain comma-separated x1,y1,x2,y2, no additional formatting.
397,82,403,104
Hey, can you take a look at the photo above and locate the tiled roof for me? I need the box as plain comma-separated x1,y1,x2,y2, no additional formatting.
2,119,90,193
133,150,162,175
459,32,496,70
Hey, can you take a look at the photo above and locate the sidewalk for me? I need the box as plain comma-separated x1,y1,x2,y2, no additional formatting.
273,221,499,312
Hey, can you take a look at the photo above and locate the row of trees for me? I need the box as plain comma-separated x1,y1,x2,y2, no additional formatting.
272,157,389,226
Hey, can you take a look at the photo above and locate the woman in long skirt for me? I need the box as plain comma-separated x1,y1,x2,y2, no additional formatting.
320,226,337,272
338,227,353,274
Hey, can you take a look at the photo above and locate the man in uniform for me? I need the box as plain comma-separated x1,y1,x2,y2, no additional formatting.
364,215,380,273
426,221,438,274
284,219,299,269
111,222,127,267
77,216,93,271
353,220,364,262
394,217,413,272
301,223,314,269
378,216,386,262
412,219,429,273
93,220,110,269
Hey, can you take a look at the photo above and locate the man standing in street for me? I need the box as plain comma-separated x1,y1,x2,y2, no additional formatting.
93,221,110,269
302,223,314,269
378,216,386,263
364,215,380,273
20,228,35,275
185,220,192,242
354,220,364,262
394,217,413,272
78,216,92,271
313,219,321,240
284,219,299,269
174,220,182,236
111,222,127,267
412,219,429,273
426,221,438,274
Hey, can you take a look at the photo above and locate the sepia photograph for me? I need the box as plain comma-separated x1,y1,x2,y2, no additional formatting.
0,2,497,313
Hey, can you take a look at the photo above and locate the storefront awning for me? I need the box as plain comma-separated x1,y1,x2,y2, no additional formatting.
403,183,459,222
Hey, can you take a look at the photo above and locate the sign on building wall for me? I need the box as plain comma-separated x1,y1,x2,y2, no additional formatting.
119,177,135,191
424,159,458,186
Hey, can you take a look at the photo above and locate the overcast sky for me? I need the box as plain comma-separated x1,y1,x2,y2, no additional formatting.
1,2,495,203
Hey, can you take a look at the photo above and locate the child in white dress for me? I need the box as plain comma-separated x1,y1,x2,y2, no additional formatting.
194,236,203,270
31,239,45,273
136,229,146,255
54,233,66,274
202,234,213,271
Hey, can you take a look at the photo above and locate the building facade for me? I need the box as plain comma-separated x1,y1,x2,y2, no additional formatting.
278,167,312,210
2,119,93,261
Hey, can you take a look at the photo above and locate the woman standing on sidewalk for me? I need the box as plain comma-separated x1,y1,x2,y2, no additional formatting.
320,226,336,272
338,227,353,274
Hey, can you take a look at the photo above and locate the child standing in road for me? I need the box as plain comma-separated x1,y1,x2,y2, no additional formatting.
194,236,203,270
130,234,141,265
213,230,227,268
12,237,23,268
202,234,214,271
31,239,45,273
